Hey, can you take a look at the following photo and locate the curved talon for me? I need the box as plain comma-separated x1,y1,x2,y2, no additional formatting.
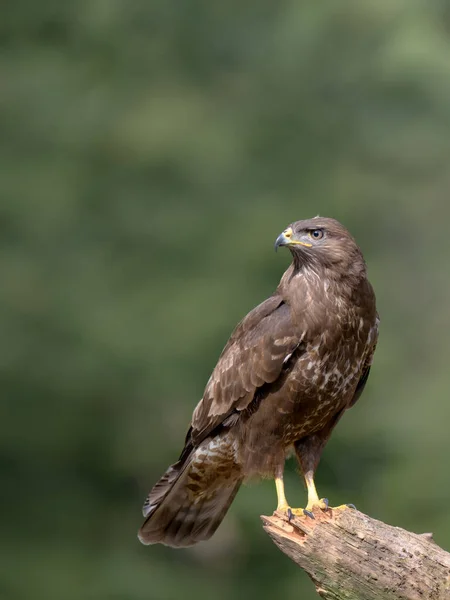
287,508,294,522
303,509,315,519
322,498,329,511
346,503,356,510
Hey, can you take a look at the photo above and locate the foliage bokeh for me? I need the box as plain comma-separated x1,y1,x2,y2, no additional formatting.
2,1,450,598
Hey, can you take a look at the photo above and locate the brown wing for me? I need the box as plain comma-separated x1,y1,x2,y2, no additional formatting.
349,314,379,408
190,293,304,445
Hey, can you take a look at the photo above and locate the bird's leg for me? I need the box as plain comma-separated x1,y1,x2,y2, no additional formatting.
274,465,289,512
294,411,349,517
274,464,312,520
303,468,328,514
274,464,303,520
294,432,332,515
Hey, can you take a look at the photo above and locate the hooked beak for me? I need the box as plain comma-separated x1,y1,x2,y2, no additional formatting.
274,227,312,252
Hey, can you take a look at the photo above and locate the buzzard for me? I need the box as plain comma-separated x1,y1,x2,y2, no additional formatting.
139,217,378,547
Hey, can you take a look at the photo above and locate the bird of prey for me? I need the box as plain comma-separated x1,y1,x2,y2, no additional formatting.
139,217,378,548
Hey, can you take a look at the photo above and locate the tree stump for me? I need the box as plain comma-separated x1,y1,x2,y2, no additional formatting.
261,508,450,600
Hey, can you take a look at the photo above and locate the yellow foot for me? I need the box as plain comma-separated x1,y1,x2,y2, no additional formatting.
277,501,355,521
303,497,329,518
276,498,328,521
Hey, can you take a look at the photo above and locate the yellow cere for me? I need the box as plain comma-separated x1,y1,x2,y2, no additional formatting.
283,227,313,247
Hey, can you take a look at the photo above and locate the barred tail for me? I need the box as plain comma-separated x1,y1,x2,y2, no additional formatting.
138,438,242,548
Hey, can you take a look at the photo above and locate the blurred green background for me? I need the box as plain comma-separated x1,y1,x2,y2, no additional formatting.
2,1,450,599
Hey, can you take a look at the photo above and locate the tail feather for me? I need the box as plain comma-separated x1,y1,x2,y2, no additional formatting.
142,461,184,518
138,440,242,547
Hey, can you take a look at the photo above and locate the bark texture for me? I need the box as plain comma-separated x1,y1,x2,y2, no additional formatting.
261,508,450,600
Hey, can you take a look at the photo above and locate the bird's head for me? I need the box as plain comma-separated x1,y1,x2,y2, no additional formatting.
275,217,366,278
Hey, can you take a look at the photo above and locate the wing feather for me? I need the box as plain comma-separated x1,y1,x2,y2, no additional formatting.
348,314,379,408
190,294,304,444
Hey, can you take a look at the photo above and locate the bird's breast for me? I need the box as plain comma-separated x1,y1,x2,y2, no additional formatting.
242,310,377,451
287,313,376,415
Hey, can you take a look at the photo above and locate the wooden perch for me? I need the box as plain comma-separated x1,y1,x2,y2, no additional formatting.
261,508,450,600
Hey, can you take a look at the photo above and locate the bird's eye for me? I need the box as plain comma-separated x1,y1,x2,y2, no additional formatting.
309,229,324,240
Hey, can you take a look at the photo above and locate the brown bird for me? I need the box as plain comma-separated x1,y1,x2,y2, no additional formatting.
138,217,378,547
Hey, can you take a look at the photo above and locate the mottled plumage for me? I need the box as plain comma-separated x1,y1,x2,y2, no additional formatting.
139,217,378,547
